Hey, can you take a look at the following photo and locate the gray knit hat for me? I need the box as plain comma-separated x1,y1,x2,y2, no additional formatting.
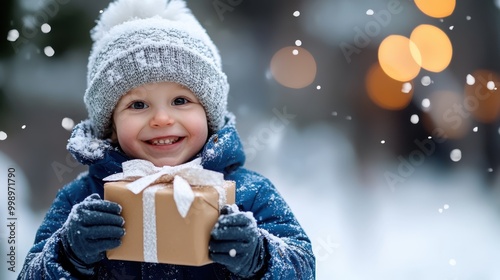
84,0,229,139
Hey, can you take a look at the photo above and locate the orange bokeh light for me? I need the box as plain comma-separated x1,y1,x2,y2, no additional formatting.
465,70,500,123
378,35,421,82
270,46,317,89
365,63,414,110
410,24,452,73
415,0,456,18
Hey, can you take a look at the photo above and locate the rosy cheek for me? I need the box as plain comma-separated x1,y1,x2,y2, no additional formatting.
115,129,134,152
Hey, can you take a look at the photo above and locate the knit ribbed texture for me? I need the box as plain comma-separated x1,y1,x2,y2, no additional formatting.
84,0,229,139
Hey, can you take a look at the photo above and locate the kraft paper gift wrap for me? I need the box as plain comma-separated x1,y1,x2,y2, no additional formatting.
103,158,236,266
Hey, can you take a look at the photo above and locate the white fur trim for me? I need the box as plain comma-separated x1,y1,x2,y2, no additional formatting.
91,0,191,42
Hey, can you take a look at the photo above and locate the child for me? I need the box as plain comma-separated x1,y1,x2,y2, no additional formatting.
18,0,315,279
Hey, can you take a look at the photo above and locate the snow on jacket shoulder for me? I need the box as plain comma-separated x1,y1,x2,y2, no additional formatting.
18,115,315,279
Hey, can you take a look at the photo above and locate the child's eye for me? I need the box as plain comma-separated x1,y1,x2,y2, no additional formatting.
129,101,148,109
172,97,189,106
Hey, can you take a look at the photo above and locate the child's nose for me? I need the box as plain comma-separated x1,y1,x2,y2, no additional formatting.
150,108,174,127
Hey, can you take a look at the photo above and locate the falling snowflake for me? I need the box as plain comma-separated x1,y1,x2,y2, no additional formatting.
466,74,475,85
366,9,374,15
0,131,7,141
421,98,431,109
61,117,75,131
421,76,432,86
487,81,496,90
401,82,412,93
7,29,19,42
410,114,419,124
229,249,237,257
44,46,55,57
41,23,51,33
450,149,462,162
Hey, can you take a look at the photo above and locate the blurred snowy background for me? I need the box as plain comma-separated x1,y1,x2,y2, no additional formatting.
1,0,500,279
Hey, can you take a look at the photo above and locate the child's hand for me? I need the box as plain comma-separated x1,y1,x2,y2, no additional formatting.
60,194,125,272
209,205,265,278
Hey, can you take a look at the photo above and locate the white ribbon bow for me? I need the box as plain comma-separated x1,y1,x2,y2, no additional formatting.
103,158,225,218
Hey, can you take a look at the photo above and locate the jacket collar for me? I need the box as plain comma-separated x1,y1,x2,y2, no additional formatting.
199,113,245,174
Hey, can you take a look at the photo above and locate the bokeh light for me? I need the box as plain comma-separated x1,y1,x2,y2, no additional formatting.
423,90,470,139
270,46,317,89
410,24,452,72
464,69,500,123
415,0,456,18
378,35,421,82
365,63,414,110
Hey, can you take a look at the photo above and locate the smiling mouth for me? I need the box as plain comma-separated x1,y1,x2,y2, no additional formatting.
149,137,182,145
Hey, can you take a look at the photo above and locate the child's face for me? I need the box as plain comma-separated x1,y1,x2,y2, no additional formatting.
112,82,208,167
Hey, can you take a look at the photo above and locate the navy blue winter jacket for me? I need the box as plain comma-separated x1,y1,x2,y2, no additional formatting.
18,115,315,279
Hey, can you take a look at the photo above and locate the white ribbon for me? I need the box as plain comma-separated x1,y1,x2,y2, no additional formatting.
103,157,227,217
143,185,161,263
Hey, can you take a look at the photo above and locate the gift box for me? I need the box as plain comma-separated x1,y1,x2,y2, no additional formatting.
103,158,235,266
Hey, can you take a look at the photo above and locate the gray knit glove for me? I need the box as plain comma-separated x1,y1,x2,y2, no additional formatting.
209,205,266,278
60,194,125,275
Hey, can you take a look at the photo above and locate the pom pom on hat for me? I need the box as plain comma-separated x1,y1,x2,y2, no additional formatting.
84,0,229,139
91,0,193,42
